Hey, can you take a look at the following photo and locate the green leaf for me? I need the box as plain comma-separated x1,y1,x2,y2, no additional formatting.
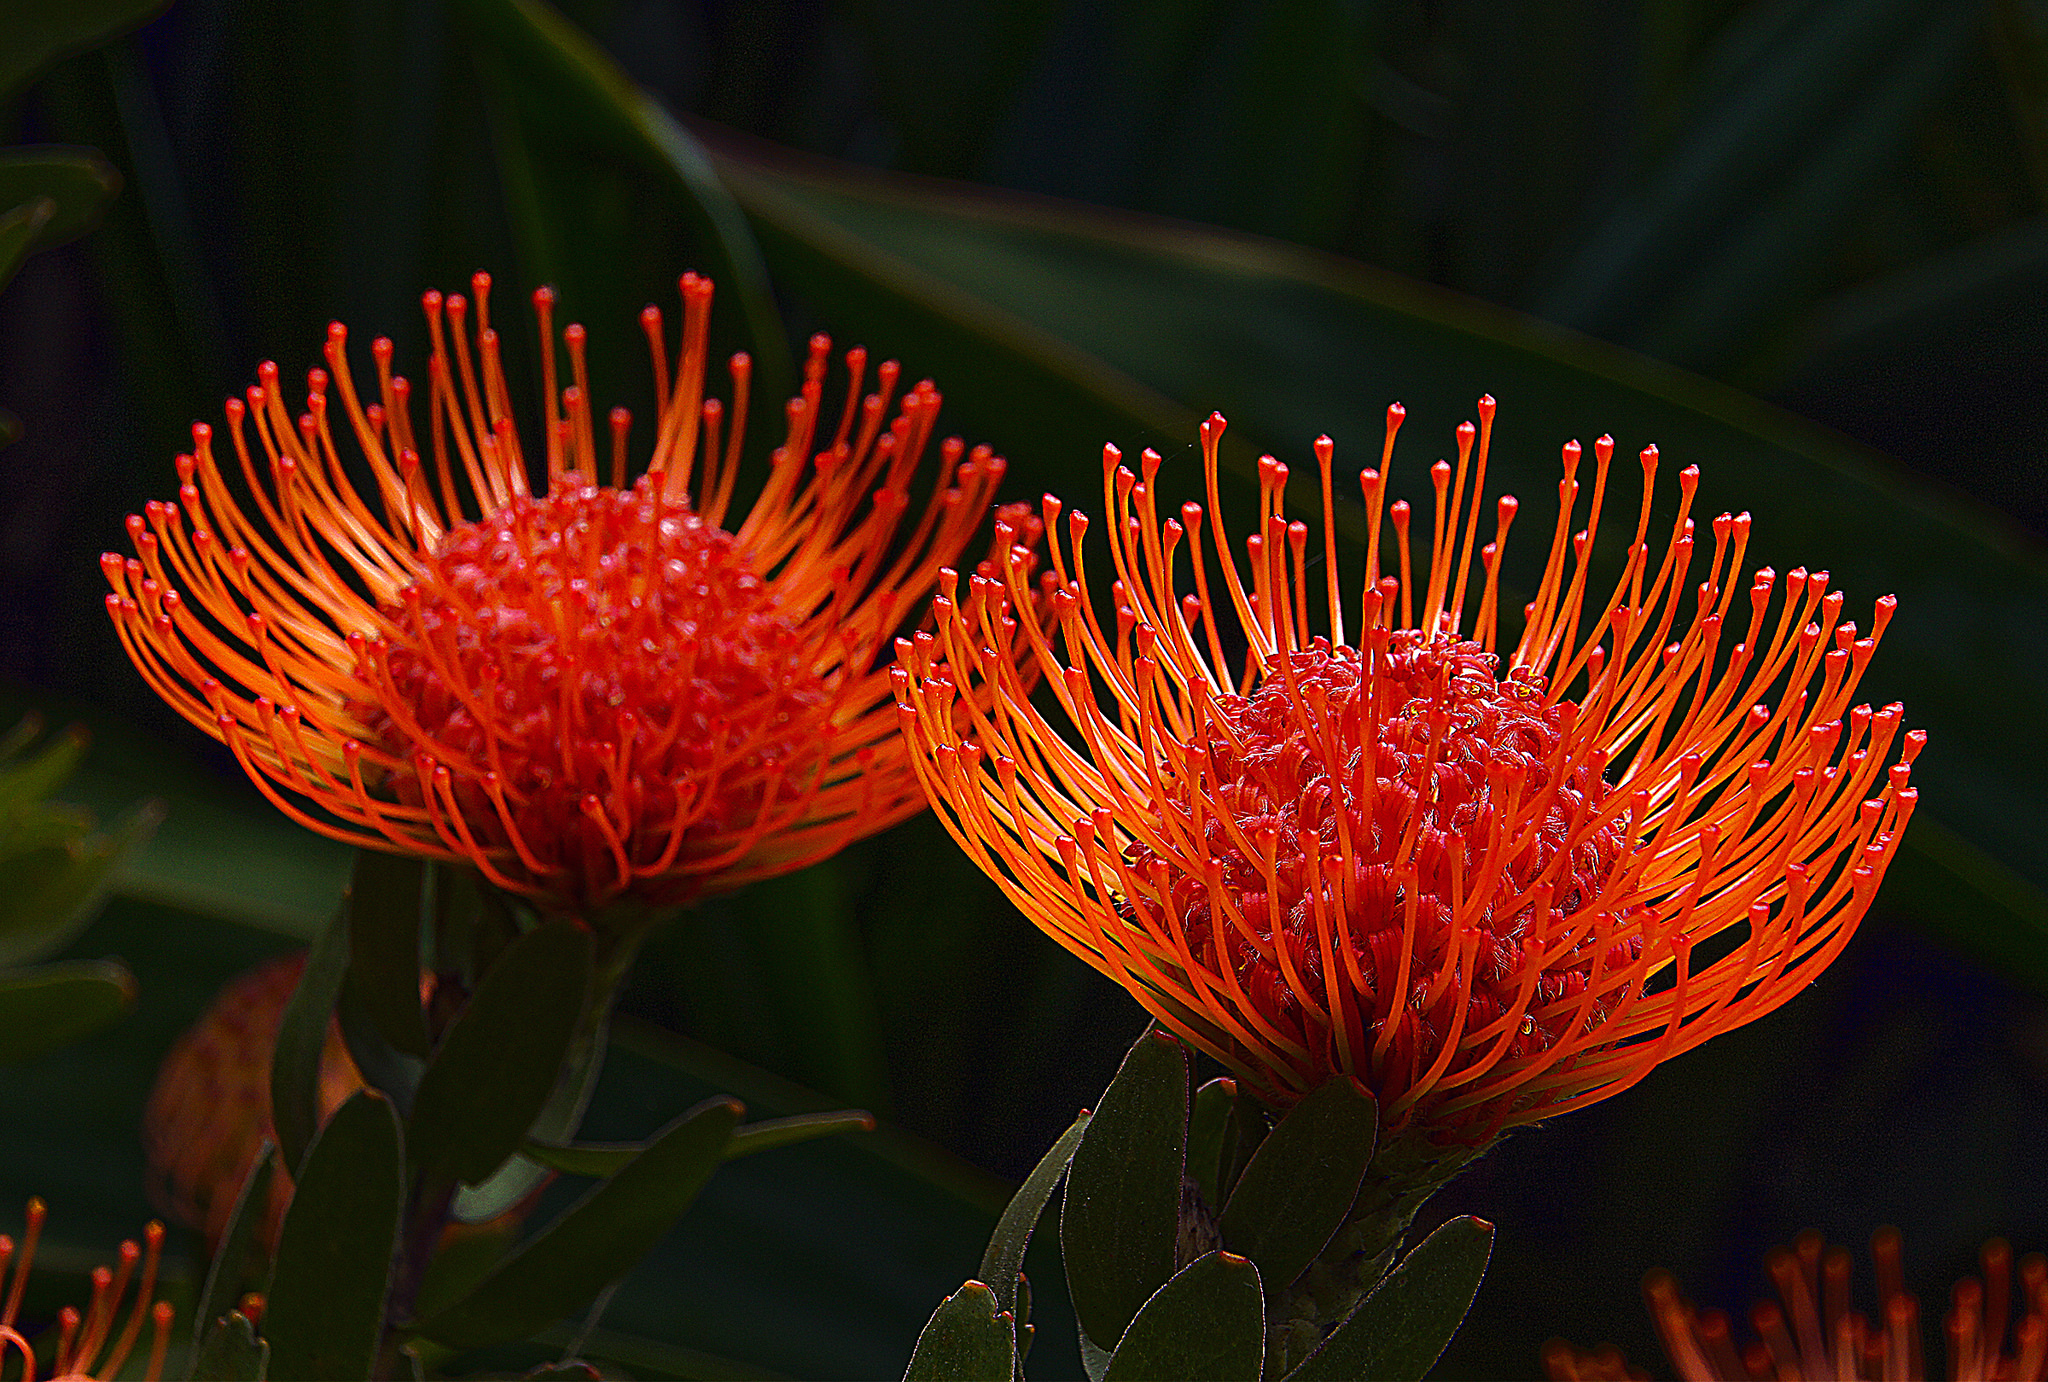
0,801,160,968
411,1094,741,1351
1284,1216,1495,1382
0,959,133,1064
1186,1078,1239,1215
0,0,168,101
0,199,56,298
1102,1250,1264,1382
1061,1028,1188,1352
449,0,791,395
0,149,120,255
189,1312,269,1382
1219,1077,1379,1296
343,851,432,1059
980,1110,1089,1328
524,1107,877,1177
901,1280,1013,1382
187,1141,276,1382
408,920,592,1188
270,907,350,1178
263,1090,406,1382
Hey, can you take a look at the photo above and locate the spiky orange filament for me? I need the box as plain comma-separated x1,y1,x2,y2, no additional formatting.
0,1200,173,1381
895,401,1919,1139
105,271,1048,912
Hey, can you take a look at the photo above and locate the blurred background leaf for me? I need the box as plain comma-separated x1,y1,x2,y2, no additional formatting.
0,0,2045,1377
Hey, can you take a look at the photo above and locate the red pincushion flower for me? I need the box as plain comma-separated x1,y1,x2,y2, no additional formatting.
895,400,1921,1141
103,272,1044,914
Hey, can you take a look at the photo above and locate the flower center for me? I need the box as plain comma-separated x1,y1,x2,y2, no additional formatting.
1126,632,1638,1095
364,474,830,905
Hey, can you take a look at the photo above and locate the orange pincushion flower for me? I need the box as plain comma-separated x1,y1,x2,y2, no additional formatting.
1544,1229,2048,1381
103,272,1042,913
0,1200,174,1381
143,952,362,1252
895,401,1921,1142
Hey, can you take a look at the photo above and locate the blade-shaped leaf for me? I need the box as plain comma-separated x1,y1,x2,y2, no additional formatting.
1061,1028,1188,1352
0,0,169,101
980,1110,1089,1326
902,1280,1013,1382
189,1312,268,1382
408,920,592,1188
411,1094,741,1350
0,959,133,1064
263,1090,405,1382
1219,1077,1378,1296
1284,1216,1495,1382
0,801,160,967
343,851,431,1058
524,1107,877,1177
1102,1250,1264,1382
1186,1077,1239,1218
270,908,350,1178
0,149,120,254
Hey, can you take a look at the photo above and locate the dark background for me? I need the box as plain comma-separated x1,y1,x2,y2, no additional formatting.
3,0,2047,1377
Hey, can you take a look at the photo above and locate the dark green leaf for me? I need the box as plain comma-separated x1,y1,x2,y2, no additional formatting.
344,851,431,1058
0,0,168,101
980,1111,1089,1325
1220,1077,1378,1296
1102,1250,1264,1382
0,959,133,1064
1061,1028,1188,1351
189,1311,269,1382
270,908,350,1178
408,920,592,1188
264,1091,405,1382
0,149,120,254
1186,1078,1239,1214
0,801,159,967
524,1107,876,1178
187,1141,275,1382
0,199,56,297
411,1094,741,1351
1285,1216,1495,1382
449,0,791,395
901,1280,1013,1382
447,1015,609,1226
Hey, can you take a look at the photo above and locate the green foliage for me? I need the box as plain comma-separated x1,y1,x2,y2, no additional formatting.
0,0,166,99
264,1091,407,1382
0,149,118,259
190,1312,270,1382
270,906,352,1177
412,1094,743,1350
524,1107,879,1177
1219,1079,1380,1299
344,853,432,1059
902,1281,1014,1382
0,960,133,1065
1100,1250,1265,1382
1284,1216,1495,1382
1060,1029,1188,1353
189,1143,277,1380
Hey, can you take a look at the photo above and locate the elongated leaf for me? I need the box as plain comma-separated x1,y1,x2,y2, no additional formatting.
902,1280,1013,1382
0,0,168,100
264,1091,405,1382
343,851,431,1058
1220,1077,1378,1296
1186,1077,1239,1218
700,139,2048,990
524,1107,877,1177
0,959,133,1064
0,149,120,254
981,1111,1090,1324
0,801,160,967
0,200,55,296
412,1094,741,1350
1285,1216,1495,1382
1061,1028,1188,1352
187,1141,275,1381
1102,1250,1264,1382
270,908,349,1178
408,920,592,1188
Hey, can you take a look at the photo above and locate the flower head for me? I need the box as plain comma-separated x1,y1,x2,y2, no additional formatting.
895,402,1920,1141
144,952,362,1251
1544,1229,2048,1381
105,273,1042,913
0,1200,174,1381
